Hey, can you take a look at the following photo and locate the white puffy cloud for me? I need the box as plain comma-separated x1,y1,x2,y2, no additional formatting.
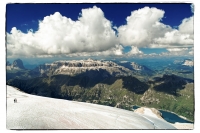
167,48,188,52
191,4,194,13
179,16,193,36
7,6,194,58
162,47,193,56
118,6,194,49
66,44,124,57
6,28,46,57
152,16,193,48
118,7,172,47
127,46,143,55
7,6,118,57
153,30,193,47
113,45,124,55
92,44,124,56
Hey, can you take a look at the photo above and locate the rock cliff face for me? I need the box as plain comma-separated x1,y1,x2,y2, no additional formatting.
6,59,25,70
12,59,25,69
36,59,133,77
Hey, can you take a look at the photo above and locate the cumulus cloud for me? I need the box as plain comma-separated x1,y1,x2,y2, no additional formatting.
118,7,172,47
163,47,193,56
153,30,193,47
118,6,194,49
167,48,188,52
7,6,194,58
66,44,124,57
127,46,143,55
191,4,194,13
90,44,124,56
152,16,193,48
179,16,193,36
7,6,118,57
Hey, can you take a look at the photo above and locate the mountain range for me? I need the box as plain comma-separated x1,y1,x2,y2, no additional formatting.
6,58,194,121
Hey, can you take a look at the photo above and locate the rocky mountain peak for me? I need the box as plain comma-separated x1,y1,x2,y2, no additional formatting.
118,61,154,76
119,61,145,71
37,59,132,77
12,59,25,69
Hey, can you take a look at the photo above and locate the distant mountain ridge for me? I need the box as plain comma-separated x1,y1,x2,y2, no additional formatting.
33,59,157,79
117,61,155,76
6,58,154,81
6,58,194,121
35,59,133,77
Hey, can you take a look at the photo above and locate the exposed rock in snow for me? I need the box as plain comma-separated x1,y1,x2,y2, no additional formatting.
7,85,176,129
134,107,163,119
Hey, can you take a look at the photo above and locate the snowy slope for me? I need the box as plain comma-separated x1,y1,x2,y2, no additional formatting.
6,85,176,129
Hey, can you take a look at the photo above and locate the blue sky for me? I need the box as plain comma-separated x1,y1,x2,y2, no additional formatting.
6,3,193,33
6,3,194,62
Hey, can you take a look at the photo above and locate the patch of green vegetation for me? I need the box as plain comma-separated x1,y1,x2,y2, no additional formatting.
7,74,194,121
135,83,194,121
6,69,40,80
